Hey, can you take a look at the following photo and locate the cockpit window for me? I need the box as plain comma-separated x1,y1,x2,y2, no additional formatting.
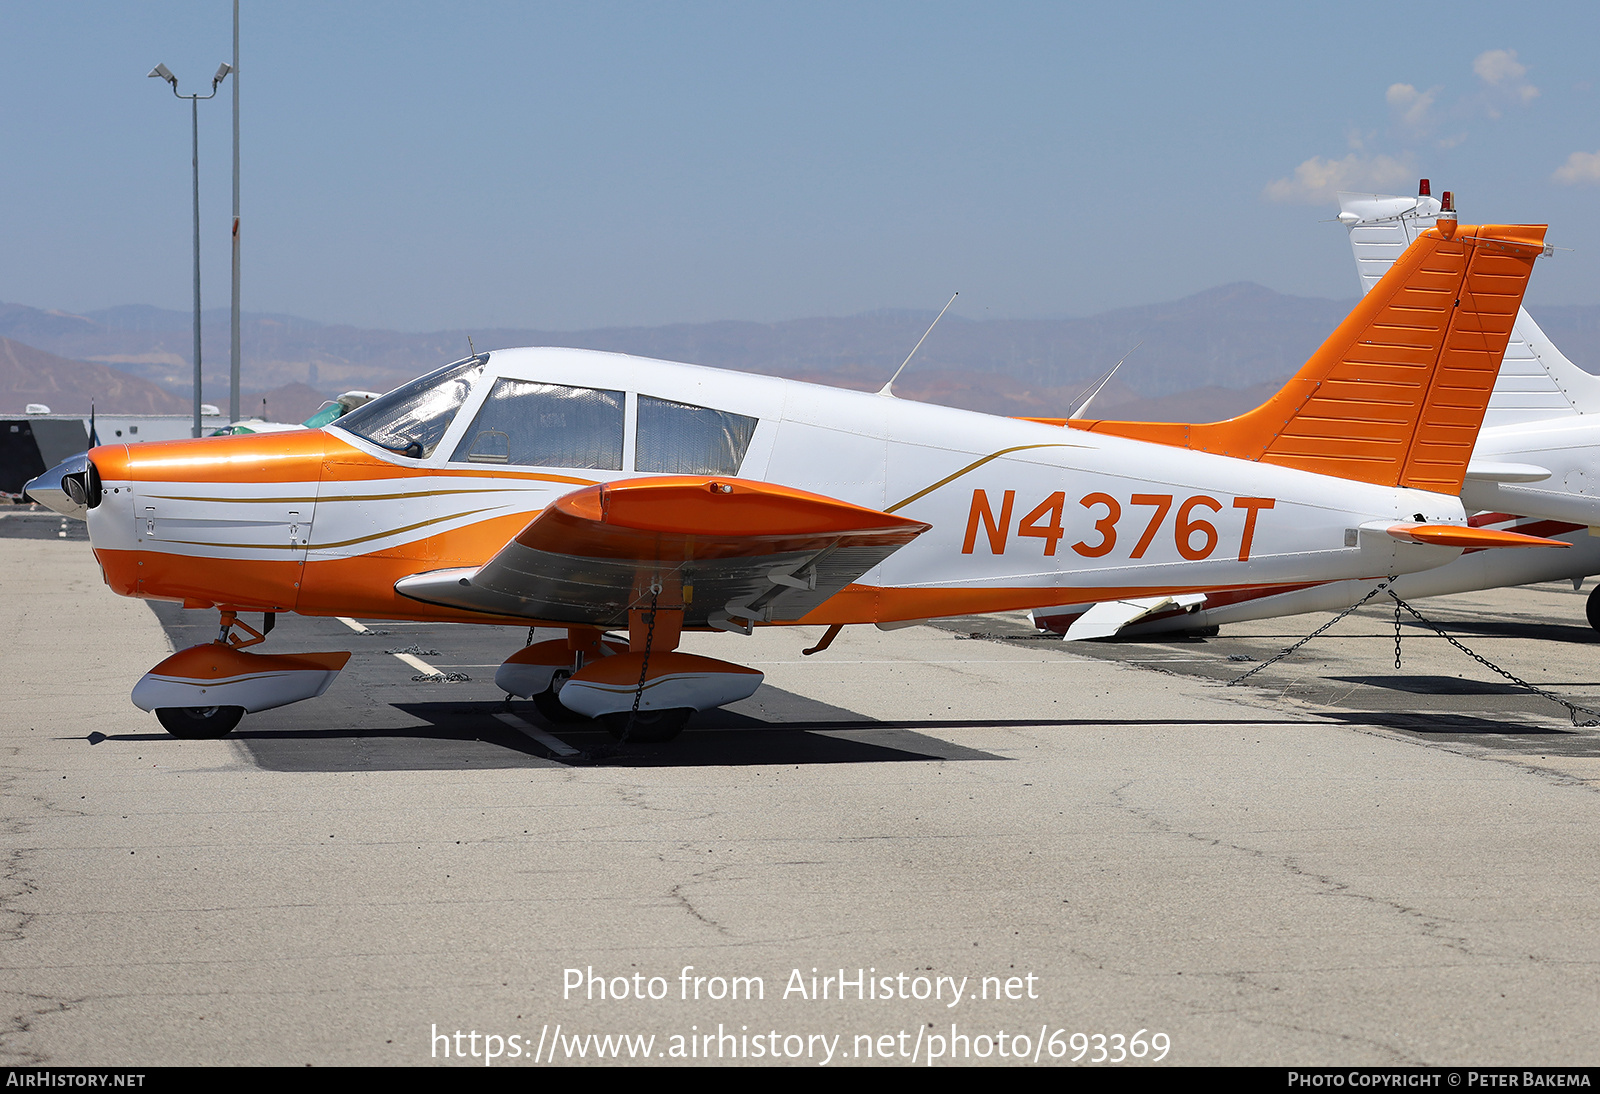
450,379,624,470
335,356,486,459
635,395,757,475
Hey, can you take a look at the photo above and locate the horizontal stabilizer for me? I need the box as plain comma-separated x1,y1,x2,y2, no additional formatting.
1463,461,1551,483
1377,522,1570,549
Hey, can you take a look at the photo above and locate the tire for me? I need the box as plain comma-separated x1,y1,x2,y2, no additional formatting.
1587,585,1600,633
600,707,691,743
533,686,592,724
155,706,244,739
531,670,593,723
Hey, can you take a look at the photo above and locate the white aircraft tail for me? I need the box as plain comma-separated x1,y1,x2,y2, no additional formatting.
1337,183,1598,427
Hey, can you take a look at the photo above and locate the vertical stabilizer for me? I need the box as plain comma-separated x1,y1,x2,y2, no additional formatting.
1074,222,1548,494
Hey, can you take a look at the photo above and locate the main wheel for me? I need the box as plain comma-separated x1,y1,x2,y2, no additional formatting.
1587,585,1600,633
155,706,244,739
600,707,691,743
532,672,591,723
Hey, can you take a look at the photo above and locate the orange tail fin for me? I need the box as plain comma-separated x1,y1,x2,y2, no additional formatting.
1071,222,1548,493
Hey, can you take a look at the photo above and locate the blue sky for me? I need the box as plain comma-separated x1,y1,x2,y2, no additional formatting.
3,1,1599,331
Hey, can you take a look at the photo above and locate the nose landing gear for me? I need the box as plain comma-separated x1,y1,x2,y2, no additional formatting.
134,611,350,738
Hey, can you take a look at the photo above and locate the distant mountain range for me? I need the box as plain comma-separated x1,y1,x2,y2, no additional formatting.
0,338,188,415
4,285,1598,421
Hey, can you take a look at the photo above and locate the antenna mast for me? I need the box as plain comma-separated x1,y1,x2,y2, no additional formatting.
878,291,958,397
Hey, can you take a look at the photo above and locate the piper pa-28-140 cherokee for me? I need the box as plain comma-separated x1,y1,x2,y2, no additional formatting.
27,217,1563,741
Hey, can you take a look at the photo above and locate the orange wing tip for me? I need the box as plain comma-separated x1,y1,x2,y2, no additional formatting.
1385,523,1571,549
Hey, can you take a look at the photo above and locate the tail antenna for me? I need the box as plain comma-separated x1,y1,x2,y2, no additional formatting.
878,291,958,398
1070,341,1142,419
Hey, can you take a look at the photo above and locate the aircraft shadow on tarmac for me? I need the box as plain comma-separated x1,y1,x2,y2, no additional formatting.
84,704,1455,772
1330,673,1546,697
236,709,1007,773
84,699,1386,772
87,687,1009,772
1408,619,1600,645
1317,708,1578,737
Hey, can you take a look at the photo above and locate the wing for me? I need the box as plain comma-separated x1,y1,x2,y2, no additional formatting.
394,476,931,629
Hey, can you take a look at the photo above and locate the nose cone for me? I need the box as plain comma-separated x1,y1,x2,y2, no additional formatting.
24,452,95,520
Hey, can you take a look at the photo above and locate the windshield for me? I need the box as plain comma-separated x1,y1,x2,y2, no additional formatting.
333,356,486,458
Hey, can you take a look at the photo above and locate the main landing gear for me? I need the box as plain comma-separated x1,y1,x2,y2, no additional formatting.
132,611,351,738
495,609,764,744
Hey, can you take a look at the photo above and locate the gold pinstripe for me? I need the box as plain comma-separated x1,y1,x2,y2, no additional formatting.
885,443,1083,513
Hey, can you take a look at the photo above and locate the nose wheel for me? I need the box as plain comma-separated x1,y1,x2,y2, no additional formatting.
155,705,245,739
135,610,350,737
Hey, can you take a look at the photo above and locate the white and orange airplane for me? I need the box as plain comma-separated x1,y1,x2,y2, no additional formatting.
27,215,1562,740
1033,184,1600,641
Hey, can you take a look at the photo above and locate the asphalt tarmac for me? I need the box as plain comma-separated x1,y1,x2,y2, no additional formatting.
4,525,1600,1067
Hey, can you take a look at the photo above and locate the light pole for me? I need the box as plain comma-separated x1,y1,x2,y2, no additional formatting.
149,60,232,438
230,0,241,426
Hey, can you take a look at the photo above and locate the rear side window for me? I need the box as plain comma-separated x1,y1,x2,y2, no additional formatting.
451,379,624,469
635,395,757,475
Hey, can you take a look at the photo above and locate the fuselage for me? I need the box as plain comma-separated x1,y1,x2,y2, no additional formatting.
82,347,1469,627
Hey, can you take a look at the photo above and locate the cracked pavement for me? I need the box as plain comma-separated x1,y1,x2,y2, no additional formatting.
3,534,1599,1065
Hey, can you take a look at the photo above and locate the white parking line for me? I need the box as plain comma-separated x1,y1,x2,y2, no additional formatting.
333,616,564,756
494,711,581,757
391,652,443,675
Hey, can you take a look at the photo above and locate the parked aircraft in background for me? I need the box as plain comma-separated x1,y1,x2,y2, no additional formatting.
1033,185,1600,640
207,391,383,436
27,217,1559,740
8,394,383,502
